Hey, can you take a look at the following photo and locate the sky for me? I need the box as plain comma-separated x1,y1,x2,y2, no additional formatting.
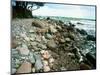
32,3,95,19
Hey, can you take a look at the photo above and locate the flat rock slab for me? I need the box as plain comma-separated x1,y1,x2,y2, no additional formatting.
16,61,32,73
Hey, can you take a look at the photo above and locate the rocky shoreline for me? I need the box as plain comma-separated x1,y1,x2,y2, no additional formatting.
11,17,96,74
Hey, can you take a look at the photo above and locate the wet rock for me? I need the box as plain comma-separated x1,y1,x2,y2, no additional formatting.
87,35,96,41
77,22,84,25
16,61,32,73
46,17,50,20
76,29,87,35
47,40,57,49
34,53,43,71
86,52,96,68
80,63,91,70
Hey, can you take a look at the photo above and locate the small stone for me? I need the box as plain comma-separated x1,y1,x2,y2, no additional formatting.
80,63,91,70
35,36,41,42
34,53,43,71
37,44,47,49
40,50,45,54
24,37,30,41
49,25,57,33
32,67,35,72
68,53,75,56
41,36,47,43
12,68,16,74
17,47,29,55
31,42,37,46
29,52,35,63
47,40,57,49
60,67,66,71
60,39,65,43
29,30,35,33
49,58,54,63
46,34,53,39
43,66,50,72
65,38,71,42
42,51,51,59
56,25,62,30
16,61,32,73
43,60,48,66
11,39,18,48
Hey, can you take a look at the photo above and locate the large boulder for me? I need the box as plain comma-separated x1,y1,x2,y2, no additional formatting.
87,35,96,41
16,61,32,73
76,29,87,35
86,52,96,68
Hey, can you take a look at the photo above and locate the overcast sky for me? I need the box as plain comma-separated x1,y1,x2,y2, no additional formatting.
32,3,95,19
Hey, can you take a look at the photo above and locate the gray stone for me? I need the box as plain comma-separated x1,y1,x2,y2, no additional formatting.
18,47,30,56
47,40,57,49
34,53,43,71
37,44,47,49
29,52,35,63
65,38,71,42
12,68,16,74
46,34,53,39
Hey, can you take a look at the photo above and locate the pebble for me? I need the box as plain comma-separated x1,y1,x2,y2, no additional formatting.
43,60,48,66
34,53,43,71
49,25,57,33
32,67,35,72
12,68,16,74
49,57,54,63
43,66,50,72
29,52,35,63
17,47,29,55
16,61,32,73
29,29,35,33
47,40,57,49
24,37,30,41
11,39,18,48
42,51,51,59
46,33,53,39
65,38,71,42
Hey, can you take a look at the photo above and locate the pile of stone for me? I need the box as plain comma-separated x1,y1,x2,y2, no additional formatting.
11,17,96,74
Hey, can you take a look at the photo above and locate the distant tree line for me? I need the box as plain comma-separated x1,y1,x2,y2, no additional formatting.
12,1,45,18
